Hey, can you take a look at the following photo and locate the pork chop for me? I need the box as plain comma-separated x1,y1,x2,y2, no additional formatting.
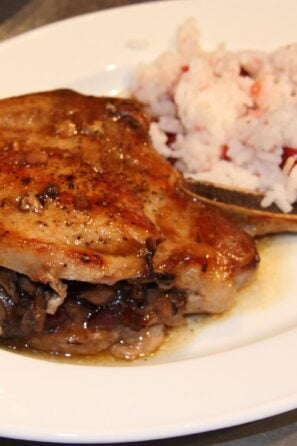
0,90,259,359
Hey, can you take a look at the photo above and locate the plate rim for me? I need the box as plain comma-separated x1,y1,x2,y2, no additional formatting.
1,0,297,443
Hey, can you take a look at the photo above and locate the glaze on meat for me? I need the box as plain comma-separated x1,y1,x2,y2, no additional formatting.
0,90,259,359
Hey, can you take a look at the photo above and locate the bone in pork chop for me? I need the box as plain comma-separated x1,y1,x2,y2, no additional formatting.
0,90,259,359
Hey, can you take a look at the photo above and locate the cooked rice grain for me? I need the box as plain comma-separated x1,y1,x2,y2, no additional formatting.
131,18,297,212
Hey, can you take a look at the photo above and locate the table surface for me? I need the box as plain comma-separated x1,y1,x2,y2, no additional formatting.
1,1,297,445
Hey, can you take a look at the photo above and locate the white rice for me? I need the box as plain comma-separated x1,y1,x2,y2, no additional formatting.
131,18,297,212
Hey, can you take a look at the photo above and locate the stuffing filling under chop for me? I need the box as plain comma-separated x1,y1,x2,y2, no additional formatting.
0,90,258,360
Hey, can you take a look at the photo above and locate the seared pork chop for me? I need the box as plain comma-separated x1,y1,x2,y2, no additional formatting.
0,90,259,359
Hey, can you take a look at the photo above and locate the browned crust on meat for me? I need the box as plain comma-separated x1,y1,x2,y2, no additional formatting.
0,90,259,315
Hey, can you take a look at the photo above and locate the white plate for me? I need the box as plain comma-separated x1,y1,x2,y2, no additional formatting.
1,0,297,443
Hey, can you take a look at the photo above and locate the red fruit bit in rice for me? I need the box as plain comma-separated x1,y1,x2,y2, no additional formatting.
221,145,231,161
239,67,251,77
281,147,297,169
166,132,177,146
250,80,261,97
